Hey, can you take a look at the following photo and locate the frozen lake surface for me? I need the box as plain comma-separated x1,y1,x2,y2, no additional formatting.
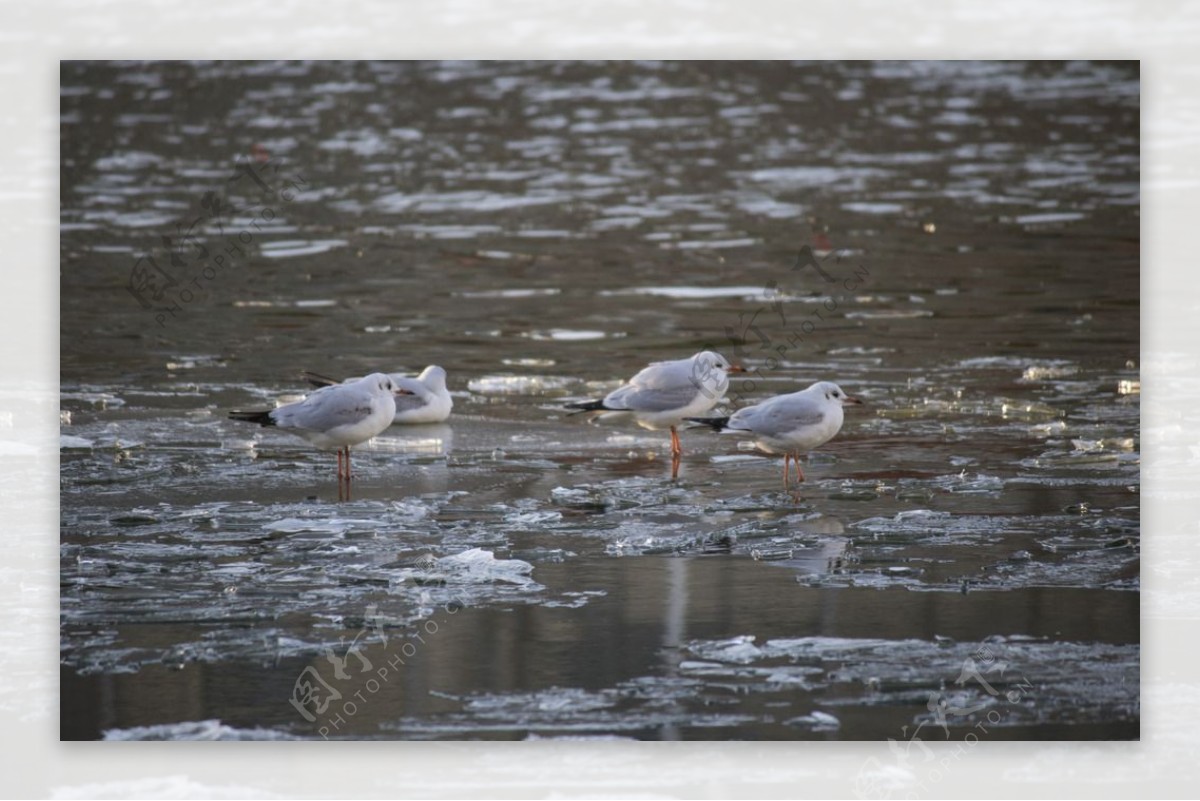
60,60,1139,740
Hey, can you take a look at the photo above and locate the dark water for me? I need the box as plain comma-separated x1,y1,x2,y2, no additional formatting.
60,60,1139,741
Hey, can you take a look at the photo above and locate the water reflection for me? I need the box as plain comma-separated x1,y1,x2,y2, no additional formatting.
63,558,1137,741
366,423,454,458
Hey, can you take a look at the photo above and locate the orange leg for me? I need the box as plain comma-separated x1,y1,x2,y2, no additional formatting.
668,426,683,479
782,454,806,493
337,446,352,501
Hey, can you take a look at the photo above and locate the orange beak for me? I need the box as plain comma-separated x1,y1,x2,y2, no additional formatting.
727,364,748,374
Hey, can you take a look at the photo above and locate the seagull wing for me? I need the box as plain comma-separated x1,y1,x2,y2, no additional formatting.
730,393,826,436
274,384,379,433
604,381,704,413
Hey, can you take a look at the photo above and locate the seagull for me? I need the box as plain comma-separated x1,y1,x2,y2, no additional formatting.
565,350,745,477
302,365,453,424
687,380,862,488
229,372,398,488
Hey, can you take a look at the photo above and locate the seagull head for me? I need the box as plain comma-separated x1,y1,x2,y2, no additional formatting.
362,373,401,395
418,365,449,392
694,350,746,377
813,381,863,406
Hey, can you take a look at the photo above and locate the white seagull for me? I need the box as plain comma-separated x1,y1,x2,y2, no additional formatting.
303,365,453,424
565,350,744,476
688,380,862,488
230,372,398,485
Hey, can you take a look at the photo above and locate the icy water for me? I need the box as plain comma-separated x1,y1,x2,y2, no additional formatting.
60,61,1140,741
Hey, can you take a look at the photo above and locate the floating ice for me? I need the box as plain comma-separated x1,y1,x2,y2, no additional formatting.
1020,364,1079,381
258,239,348,259
600,285,789,300
103,719,298,741
523,329,611,341
262,517,380,535
395,548,536,587
504,510,563,525
459,288,562,299
786,710,841,730
1015,212,1085,225
61,391,125,409
686,635,764,664
60,435,95,450
468,375,575,394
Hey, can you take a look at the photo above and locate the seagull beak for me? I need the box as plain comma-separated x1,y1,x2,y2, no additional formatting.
844,395,864,405
726,364,748,374
394,389,415,396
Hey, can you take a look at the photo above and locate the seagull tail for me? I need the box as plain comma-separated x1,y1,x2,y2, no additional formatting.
563,398,609,415
685,415,730,432
229,409,276,427
300,370,340,389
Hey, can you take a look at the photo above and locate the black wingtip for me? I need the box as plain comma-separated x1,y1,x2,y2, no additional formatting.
300,370,340,389
563,399,609,415
685,415,730,432
228,409,276,427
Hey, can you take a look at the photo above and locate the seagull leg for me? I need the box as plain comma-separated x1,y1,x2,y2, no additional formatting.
669,426,683,479
336,450,344,501
782,454,791,489
340,447,352,501
787,454,806,503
